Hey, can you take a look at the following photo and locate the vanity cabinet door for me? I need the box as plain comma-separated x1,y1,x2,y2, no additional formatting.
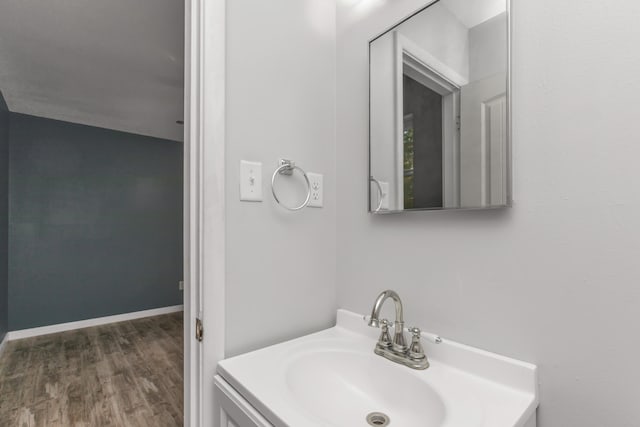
214,375,273,427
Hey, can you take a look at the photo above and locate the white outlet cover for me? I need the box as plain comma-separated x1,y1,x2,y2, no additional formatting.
307,172,323,208
240,160,263,202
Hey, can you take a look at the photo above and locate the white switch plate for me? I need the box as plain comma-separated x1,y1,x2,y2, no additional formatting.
179,281,184,290
240,160,263,201
307,172,323,208
379,181,389,210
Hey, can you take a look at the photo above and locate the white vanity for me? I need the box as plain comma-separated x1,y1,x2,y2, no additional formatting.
214,309,538,427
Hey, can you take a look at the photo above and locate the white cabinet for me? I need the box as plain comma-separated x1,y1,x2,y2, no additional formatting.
215,375,273,427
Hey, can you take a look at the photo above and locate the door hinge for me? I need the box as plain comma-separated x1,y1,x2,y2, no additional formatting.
456,115,461,131
196,317,203,342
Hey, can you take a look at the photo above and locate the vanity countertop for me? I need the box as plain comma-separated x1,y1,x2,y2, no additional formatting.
217,309,538,427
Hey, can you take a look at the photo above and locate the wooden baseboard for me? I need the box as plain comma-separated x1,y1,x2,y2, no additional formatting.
6,305,184,341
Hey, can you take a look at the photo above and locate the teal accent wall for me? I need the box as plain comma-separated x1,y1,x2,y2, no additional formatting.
8,113,182,330
0,92,8,341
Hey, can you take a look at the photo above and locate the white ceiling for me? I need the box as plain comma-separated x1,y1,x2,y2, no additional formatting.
441,0,506,28
0,0,184,141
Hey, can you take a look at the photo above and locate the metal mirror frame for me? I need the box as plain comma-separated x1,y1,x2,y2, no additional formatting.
368,0,513,214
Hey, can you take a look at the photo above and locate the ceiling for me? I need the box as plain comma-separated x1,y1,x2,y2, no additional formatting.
0,0,184,141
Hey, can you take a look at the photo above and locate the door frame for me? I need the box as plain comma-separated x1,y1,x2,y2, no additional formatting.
184,0,226,426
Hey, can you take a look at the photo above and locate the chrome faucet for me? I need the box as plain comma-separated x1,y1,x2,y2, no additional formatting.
367,290,429,370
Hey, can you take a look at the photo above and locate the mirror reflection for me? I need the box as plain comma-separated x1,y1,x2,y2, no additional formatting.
369,0,510,213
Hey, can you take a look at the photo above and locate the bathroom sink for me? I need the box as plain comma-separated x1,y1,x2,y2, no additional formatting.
217,310,538,427
286,350,446,426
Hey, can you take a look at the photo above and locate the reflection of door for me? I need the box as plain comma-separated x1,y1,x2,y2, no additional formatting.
483,94,507,205
395,31,465,210
460,72,507,207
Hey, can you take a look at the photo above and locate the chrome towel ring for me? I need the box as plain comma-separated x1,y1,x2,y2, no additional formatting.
271,159,311,211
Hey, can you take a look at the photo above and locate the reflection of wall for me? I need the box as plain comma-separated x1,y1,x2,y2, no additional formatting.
9,114,183,330
397,3,469,81
369,34,397,209
337,0,640,426
404,76,443,208
469,13,507,82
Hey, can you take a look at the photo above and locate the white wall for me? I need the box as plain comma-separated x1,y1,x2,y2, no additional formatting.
225,0,336,357
336,1,640,426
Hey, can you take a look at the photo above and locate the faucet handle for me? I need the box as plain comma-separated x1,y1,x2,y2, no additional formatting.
377,319,393,348
406,326,443,344
407,327,421,337
407,327,427,361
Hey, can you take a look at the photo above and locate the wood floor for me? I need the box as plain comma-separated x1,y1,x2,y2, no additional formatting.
0,312,183,427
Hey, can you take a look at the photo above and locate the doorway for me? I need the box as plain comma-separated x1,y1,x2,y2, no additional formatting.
0,0,187,424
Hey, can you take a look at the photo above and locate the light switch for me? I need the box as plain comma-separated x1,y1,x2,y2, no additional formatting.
240,160,262,202
307,172,323,208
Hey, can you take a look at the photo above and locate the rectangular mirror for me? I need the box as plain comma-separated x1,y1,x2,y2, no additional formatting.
369,0,511,213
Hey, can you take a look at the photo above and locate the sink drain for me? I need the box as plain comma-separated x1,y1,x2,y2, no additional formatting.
366,412,390,426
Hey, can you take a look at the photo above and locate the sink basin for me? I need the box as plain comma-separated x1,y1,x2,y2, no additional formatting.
217,310,538,427
286,350,446,426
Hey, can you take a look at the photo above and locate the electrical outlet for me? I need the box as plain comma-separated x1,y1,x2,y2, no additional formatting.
307,172,323,208
179,281,184,290
240,160,263,201
379,181,389,210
